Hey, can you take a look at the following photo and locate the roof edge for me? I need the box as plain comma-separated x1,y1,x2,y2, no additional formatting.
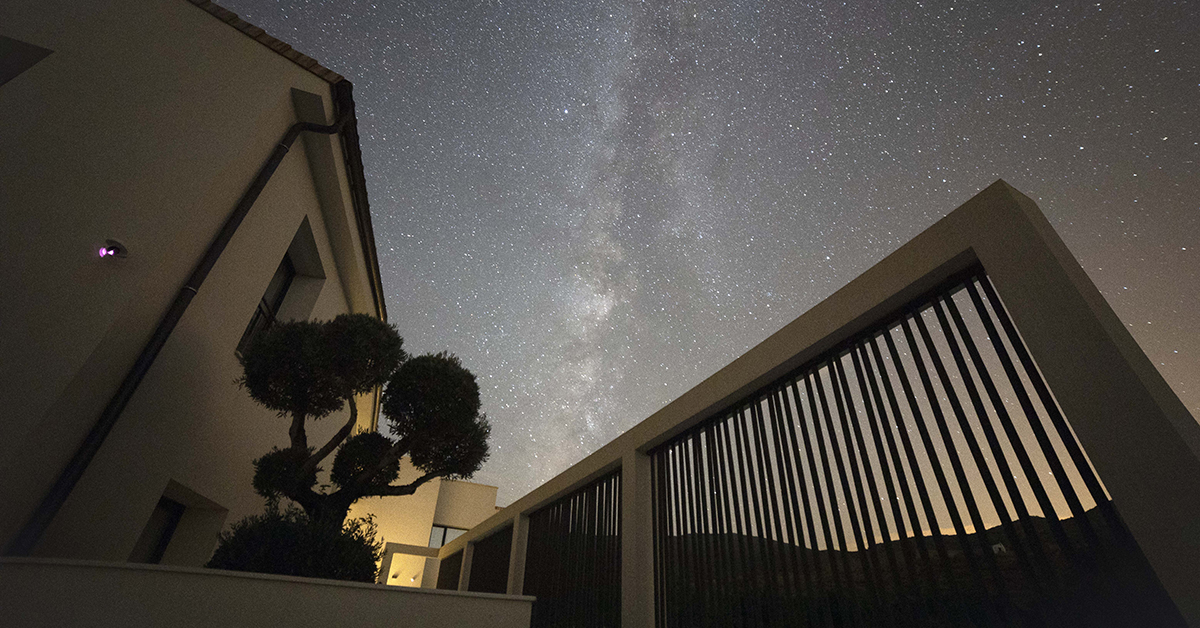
185,0,387,321
185,0,345,84
332,81,388,322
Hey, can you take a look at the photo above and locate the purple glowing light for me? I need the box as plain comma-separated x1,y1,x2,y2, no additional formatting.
99,239,126,259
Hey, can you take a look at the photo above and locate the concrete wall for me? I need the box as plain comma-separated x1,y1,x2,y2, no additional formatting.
351,466,499,588
0,558,532,628
0,0,379,563
377,542,439,588
435,479,500,530
349,462,443,550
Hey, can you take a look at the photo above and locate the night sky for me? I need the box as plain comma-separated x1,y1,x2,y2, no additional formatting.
221,0,1198,505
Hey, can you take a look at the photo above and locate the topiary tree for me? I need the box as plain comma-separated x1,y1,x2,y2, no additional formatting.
209,313,490,579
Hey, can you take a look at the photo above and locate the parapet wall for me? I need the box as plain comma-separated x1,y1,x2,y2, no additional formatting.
0,558,533,628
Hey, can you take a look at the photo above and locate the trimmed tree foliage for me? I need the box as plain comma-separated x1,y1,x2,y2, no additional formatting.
207,506,383,583
208,313,490,580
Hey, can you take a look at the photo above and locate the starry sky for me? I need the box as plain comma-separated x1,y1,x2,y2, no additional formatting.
221,0,1198,506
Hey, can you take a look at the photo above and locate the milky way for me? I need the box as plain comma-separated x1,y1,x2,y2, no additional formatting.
220,0,1199,505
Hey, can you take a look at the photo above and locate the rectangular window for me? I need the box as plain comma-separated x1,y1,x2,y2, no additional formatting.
236,253,296,354
428,524,467,549
128,497,186,564
1,35,53,87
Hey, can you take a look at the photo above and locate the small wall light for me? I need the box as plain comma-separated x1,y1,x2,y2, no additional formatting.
98,239,128,259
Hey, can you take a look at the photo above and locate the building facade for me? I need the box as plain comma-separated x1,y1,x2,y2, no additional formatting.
352,471,501,588
0,0,387,564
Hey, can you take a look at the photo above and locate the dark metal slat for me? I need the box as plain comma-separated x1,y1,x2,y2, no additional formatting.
808,370,862,625
765,390,810,625
975,277,1107,544
901,313,1007,625
962,280,1091,557
932,295,1056,626
827,356,887,622
942,291,1063,581
843,347,914,622
880,328,978,626
782,381,836,627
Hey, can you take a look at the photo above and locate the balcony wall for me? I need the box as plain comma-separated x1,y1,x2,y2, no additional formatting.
437,181,1200,627
0,558,532,628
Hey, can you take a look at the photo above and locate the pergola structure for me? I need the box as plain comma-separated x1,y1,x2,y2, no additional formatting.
442,181,1200,627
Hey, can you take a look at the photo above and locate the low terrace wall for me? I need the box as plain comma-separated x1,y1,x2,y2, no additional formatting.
0,557,533,628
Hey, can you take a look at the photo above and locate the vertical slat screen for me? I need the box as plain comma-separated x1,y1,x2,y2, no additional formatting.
524,470,622,628
469,524,514,594
649,267,1184,627
436,549,462,591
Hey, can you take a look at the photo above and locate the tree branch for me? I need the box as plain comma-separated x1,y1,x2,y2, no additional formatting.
282,483,320,512
300,396,358,478
359,472,440,497
349,434,412,489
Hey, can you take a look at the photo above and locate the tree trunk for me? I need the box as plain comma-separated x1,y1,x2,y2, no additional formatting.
300,491,358,532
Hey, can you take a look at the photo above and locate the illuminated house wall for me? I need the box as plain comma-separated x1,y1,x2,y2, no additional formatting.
352,473,501,588
0,0,386,564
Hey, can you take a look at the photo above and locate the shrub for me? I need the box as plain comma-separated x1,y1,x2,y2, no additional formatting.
206,506,383,583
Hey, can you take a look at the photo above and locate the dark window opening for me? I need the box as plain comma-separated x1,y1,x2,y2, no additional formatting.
237,253,296,354
428,524,467,549
0,35,53,87
468,525,513,594
436,550,463,590
128,497,186,564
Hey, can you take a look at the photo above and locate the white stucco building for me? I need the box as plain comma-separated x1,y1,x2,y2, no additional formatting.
0,2,527,625
0,0,388,564
354,473,502,588
0,0,501,574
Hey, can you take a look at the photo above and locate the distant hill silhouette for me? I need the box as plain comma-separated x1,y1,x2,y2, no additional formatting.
656,505,1184,627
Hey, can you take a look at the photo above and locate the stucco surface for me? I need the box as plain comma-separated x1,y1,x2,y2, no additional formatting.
0,558,533,628
0,0,379,562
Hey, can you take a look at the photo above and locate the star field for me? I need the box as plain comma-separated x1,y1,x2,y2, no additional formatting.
221,0,1199,505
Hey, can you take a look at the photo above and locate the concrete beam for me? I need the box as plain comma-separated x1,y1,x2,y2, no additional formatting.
457,542,473,592
505,515,528,595
620,450,654,628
